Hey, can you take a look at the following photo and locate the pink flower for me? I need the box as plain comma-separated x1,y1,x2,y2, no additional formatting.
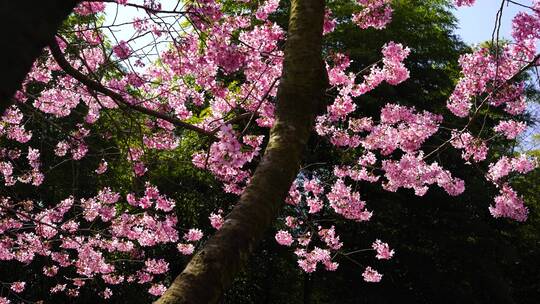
10,281,25,293
102,288,113,299
275,230,294,246
113,41,131,59
177,243,195,255
255,0,279,21
296,247,333,273
512,154,537,173
487,155,537,181
74,2,106,15
285,216,297,228
451,132,488,162
494,120,527,139
318,226,343,250
327,179,372,221
489,184,528,222
148,283,167,296
95,160,108,174
323,9,336,35
43,265,59,277
183,229,203,242
307,197,323,214
303,178,324,195
144,259,169,274
128,147,144,161
209,210,224,230
155,196,175,212
372,239,395,260
50,284,67,293
362,266,383,282
55,141,70,156
324,260,339,271
353,0,393,30
298,259,317,273
133,162,147,176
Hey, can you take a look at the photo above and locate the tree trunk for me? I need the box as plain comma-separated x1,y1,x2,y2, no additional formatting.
0,0,78,115
156,0,328,303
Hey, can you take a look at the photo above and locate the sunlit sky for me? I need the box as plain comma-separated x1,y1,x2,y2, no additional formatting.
104,0,536,49
455,0,538,151
453,0,534,44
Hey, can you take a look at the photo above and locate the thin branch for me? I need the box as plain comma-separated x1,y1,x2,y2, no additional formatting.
48,39,217,140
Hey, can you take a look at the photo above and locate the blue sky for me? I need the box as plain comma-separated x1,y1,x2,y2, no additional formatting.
453,0,539,150
104,0,536,47
453,0,534,44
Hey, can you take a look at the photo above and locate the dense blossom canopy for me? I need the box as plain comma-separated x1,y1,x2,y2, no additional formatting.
0,0,538,302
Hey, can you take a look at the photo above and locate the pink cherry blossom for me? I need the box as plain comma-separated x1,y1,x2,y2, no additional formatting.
113,41,131,59
177,243,195,255
372,239,395,260
489,184,528,222
95,160,108,174
73,2,106,15
10,282,25,293
275,230,294,246
362,266,383,282
148,283,167,296
209,210,224,230
0,0,537,300
353,0,393,30
318,226,343,250
145,259,169,274
494,120,527,139
102,288,113,299
184,229,203,242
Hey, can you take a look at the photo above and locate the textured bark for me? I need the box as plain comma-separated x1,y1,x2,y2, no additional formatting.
156,0,328,303
0,0,79,115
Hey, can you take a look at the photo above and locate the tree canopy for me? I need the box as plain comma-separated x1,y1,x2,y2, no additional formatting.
0,0,539,303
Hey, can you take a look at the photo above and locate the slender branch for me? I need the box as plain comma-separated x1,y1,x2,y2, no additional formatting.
48,39,217,139
506,0,540,12
423,53,540,161
87,0,192,15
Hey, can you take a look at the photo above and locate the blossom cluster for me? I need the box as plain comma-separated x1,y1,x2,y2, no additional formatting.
0,0,287,299
484,155,537,221
353,0,393,30
276,178,394,282
448,0,540,119
316,42,411,148
0,184,203,298
443,0,540,220
0,0,538,301
192,125,264,194
0,145,43,187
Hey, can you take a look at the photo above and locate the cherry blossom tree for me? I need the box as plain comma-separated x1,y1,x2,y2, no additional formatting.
0,0,539,303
